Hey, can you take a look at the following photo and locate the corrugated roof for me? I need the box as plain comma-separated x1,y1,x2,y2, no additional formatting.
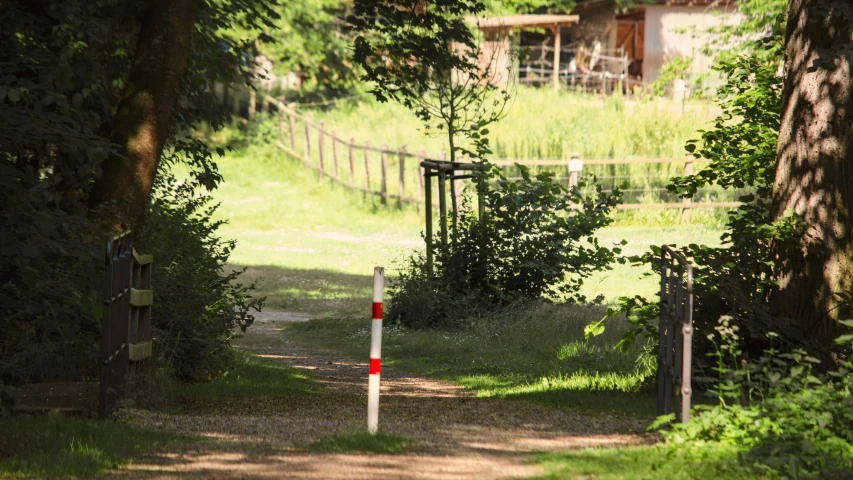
473,14,580,31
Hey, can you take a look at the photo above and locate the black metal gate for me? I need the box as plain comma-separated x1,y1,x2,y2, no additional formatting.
657,245,694,423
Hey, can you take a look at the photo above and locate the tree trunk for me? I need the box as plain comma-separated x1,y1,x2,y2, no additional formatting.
88,0,203,229
771,0,853,343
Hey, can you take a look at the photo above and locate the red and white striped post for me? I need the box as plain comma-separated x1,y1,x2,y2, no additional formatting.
367,266,384,433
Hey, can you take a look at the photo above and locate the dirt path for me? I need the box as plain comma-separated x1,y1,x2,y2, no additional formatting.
118,312,652,479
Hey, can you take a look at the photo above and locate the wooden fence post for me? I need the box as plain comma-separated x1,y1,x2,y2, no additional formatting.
318,121,325,180
349,137,356,186
568,152,582,189
416,148,425,212
438,170,448,249
451,154,463,230
288,109,296,148
364,141,372,199
681,158,693,223
332,130,340,181
303,114,311,165
232,84,241,117
248,88,257,119
398,146,406,209
261,94,269,114
380,144,388,206
424,168,433,269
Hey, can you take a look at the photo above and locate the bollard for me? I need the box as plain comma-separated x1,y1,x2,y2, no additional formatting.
367,266,384,433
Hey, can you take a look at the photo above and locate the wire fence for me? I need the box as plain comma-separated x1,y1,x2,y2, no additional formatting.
262,94,744,219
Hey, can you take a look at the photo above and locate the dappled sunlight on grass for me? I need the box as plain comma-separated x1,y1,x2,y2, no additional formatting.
0,414,187,479
234,265,373,314
167,352,317,405
531,443,757,480
287,302,658,417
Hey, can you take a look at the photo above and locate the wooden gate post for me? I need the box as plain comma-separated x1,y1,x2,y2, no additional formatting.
348,137,356,186
424,167,433,269
438,170,448,249
681,159,693,223
303,114,312,164
332,130,340,181
364,141,372,200
380,144,388,206
318,121,325,180
398,146,406,209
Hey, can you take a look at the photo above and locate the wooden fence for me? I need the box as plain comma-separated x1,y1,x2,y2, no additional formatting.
100,231,153,420
262,95,742,219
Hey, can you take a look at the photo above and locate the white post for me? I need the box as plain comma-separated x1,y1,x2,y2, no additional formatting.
367,266,385,433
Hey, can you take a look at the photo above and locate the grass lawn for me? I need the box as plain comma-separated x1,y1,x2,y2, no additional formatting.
0,414,188,479
530,444,759,479
0,352,316,479
204,136,726,420
211,141,723,312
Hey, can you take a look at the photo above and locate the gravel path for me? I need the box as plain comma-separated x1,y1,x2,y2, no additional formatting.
118,312,652,479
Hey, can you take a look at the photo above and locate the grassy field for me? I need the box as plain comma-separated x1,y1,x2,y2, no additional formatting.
309,86,716,159
203,133,725,421
211,139,723,312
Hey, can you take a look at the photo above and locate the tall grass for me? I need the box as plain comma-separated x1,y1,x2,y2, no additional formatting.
310,86,715,160
270,87,736,221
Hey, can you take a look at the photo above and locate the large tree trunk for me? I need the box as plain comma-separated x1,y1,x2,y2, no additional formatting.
771,0,853,343
88,0,203,229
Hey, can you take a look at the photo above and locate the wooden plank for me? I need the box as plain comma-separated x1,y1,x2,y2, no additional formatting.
129,341,152,362
132,249,153,265
617,202,741,210
130,288,153,307
491,157,690,166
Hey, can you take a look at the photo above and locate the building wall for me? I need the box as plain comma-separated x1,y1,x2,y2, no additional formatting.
643,5,742,84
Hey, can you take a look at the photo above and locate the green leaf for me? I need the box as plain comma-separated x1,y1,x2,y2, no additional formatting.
584,317,606,339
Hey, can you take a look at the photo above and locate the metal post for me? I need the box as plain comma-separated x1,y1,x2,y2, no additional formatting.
367,267,384,433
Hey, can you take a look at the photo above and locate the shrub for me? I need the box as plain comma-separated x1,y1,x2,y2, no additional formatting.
137,173,264,383
655,316,853,479
387,166,622,329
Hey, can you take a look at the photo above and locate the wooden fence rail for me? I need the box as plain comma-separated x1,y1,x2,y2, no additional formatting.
100,231,153,420
262,94,741,216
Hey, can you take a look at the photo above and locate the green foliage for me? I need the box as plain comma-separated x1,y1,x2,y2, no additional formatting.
228,0,360,99
137,174,264,383
350,0,512,162
645,56,693,98
656,317,853,479
387,166,621,329
1,0,272,386
589,36,795,362
306,431,411,454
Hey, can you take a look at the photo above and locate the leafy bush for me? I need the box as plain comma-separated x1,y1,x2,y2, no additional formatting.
655,316,853,479
137,173,264,383
588,37,798,370
387,166,622,329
